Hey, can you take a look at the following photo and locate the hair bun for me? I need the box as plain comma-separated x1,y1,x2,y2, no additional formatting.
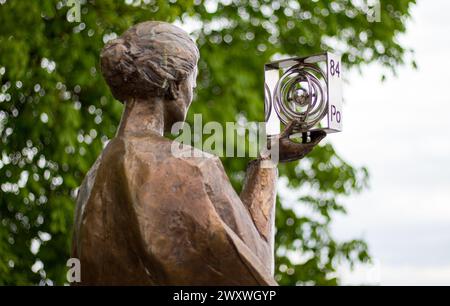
99,22,199,102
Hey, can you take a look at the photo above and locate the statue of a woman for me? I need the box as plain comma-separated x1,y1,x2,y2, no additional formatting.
72,21,325,285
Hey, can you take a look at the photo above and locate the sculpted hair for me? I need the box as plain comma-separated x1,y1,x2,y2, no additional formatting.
100,21,199,102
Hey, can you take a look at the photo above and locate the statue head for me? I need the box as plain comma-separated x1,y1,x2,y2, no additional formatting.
100,21,199,129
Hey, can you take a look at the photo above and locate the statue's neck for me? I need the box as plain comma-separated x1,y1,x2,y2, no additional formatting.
116,97,164,137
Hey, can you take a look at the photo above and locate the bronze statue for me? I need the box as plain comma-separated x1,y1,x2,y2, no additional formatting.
71,21,325,285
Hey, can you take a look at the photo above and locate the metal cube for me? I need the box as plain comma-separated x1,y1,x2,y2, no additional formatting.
264,52,343,136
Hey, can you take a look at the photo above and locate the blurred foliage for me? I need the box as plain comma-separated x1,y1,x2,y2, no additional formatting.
0,0,415,285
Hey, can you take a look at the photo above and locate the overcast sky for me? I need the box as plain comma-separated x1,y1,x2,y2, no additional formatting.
330,0,450,285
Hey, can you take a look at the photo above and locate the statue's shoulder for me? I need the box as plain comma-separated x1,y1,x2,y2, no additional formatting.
119,134,223,175
117,134,232,206
79,135,224,191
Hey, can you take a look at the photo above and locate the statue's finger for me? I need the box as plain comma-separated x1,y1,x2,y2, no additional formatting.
280,120,299,138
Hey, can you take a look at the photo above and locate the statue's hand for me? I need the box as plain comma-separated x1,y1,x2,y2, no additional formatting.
270,120,326,163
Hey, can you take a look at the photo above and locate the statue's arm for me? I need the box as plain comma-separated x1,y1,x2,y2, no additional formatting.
239,121,327,271
240,158,277,245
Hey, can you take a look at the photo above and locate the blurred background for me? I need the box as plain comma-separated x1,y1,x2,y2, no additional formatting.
331,0,450,285
2,0,446,286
